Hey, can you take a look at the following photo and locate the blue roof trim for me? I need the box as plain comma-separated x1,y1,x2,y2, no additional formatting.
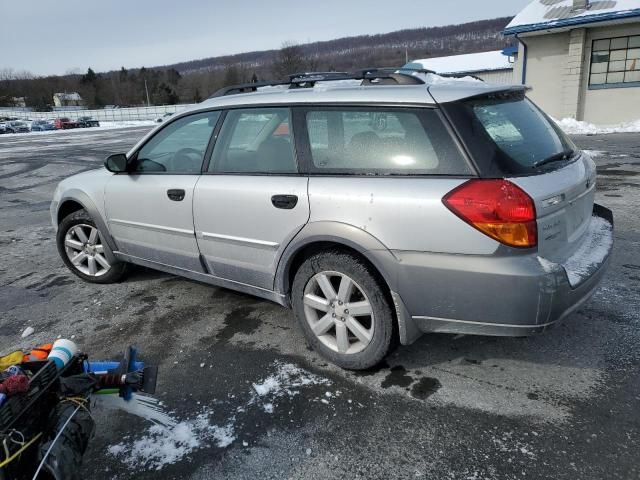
503,8,640,35
502,46,518,56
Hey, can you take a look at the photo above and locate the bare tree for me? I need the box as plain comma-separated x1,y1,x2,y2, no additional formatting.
272,41,308,80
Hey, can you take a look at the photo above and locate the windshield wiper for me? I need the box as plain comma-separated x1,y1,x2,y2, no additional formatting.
533,149,576,169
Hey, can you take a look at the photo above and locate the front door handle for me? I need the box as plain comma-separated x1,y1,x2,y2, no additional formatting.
271,194,298,210
167,189,185,201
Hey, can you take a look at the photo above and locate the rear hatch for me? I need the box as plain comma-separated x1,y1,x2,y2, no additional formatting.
437,88,611,287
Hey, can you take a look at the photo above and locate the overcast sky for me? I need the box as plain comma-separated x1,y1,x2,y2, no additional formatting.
0,0,531,76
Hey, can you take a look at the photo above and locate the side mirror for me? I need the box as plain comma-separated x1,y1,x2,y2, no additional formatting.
104,153,128,173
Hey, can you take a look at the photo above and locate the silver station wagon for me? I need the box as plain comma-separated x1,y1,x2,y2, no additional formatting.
51,69,614,369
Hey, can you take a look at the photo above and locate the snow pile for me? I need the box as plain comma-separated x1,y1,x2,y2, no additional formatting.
251,361,331,412
107,410,235,470
563,216,613,287
555,117,640,135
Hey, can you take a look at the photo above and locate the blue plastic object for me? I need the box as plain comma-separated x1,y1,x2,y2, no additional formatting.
83,361,144,374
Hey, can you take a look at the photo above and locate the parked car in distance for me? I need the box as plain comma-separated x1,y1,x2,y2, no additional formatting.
31,119,56,131
77,116,100,128
0,122,7,134
51,71,614,370
54,118,79,130
5,120,30,133
156,112,173,123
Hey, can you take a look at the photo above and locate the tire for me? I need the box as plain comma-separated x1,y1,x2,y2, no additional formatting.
56,209,128,284
292,249,395,370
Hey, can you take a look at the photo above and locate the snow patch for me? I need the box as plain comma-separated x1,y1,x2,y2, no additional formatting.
506,0,640,31
563,216,613,287
537,256,557,274
107,361,331,472
107,410,235,470
251,361,331,401
4,120,155,137
554,117,640,135
582,150,606,157
406,50,512,75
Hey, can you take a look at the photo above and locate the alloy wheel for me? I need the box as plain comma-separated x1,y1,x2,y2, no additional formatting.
64,224,111,277
303,271,374,354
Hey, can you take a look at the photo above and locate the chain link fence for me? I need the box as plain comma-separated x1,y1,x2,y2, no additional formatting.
0,104,196,122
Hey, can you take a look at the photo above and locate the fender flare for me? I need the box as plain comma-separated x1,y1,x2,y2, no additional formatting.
274,221,422,345
57,190,118,257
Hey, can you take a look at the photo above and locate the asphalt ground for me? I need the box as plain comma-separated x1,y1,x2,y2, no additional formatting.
0,127,638,480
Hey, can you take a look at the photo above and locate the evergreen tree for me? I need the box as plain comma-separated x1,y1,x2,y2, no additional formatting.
81,67,97,84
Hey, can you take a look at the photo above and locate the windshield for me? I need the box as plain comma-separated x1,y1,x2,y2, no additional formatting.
442,94,577,175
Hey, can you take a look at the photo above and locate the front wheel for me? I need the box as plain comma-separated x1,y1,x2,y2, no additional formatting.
291,250,395,370
56,210,127,284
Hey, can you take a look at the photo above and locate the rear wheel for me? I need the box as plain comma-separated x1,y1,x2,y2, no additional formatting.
292,250,395,370
56,210,127,283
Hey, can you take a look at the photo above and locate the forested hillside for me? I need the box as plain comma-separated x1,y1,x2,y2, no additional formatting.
0,16,514,110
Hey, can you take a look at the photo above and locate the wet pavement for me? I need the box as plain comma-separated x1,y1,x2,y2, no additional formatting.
0,127,638,479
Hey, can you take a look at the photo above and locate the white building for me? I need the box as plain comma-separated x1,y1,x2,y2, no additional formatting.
404,50,515,84
504,0,640,124
53,92,84,108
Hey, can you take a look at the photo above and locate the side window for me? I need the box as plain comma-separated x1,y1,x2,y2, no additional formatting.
210,108,296,174
131,111,220,173
305,109,470,175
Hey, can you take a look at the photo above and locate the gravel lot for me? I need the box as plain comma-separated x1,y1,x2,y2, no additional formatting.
0,127,638,480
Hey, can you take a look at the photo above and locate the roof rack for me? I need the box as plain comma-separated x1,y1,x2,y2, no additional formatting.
211,80,289,98
209,67,439,98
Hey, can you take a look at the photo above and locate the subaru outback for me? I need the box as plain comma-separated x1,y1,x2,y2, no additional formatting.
51,70,613,369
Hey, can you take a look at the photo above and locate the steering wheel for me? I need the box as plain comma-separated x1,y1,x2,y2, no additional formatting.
170,148,204,172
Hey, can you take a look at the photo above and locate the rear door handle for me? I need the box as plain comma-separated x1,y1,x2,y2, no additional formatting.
271,194,298,210
167,189,185,201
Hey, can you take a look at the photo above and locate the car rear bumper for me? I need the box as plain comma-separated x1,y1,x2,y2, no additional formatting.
391,204,613,340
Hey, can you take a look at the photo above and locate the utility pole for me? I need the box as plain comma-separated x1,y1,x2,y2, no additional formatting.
144,78,151,106
405,48,409,64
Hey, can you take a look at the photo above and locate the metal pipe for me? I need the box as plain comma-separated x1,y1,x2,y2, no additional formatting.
515,33,529,85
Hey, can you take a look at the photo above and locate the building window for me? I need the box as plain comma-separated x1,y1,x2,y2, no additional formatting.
590,36,640,87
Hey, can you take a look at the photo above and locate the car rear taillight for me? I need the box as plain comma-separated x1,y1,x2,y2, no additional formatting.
443,179,537,248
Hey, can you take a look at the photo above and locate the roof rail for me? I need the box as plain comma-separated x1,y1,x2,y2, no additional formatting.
288,72,351,84
208,67,436,98
211,81,288,98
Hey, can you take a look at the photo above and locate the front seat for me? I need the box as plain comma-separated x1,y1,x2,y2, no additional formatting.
255,137,295,173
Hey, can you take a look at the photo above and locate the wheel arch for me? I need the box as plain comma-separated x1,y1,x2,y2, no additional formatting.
274,222,423,346
56,190,118,253
275,222,398,297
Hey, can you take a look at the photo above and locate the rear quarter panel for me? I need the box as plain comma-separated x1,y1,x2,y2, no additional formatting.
307,177,500,254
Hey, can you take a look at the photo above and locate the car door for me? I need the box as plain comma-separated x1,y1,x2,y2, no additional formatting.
193,107,309,290
105,110,221,272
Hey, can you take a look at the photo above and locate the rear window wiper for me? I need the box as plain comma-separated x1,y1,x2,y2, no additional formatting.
532,149,576,169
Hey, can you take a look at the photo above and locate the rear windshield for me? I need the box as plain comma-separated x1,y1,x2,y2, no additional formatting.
442,94,577,175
